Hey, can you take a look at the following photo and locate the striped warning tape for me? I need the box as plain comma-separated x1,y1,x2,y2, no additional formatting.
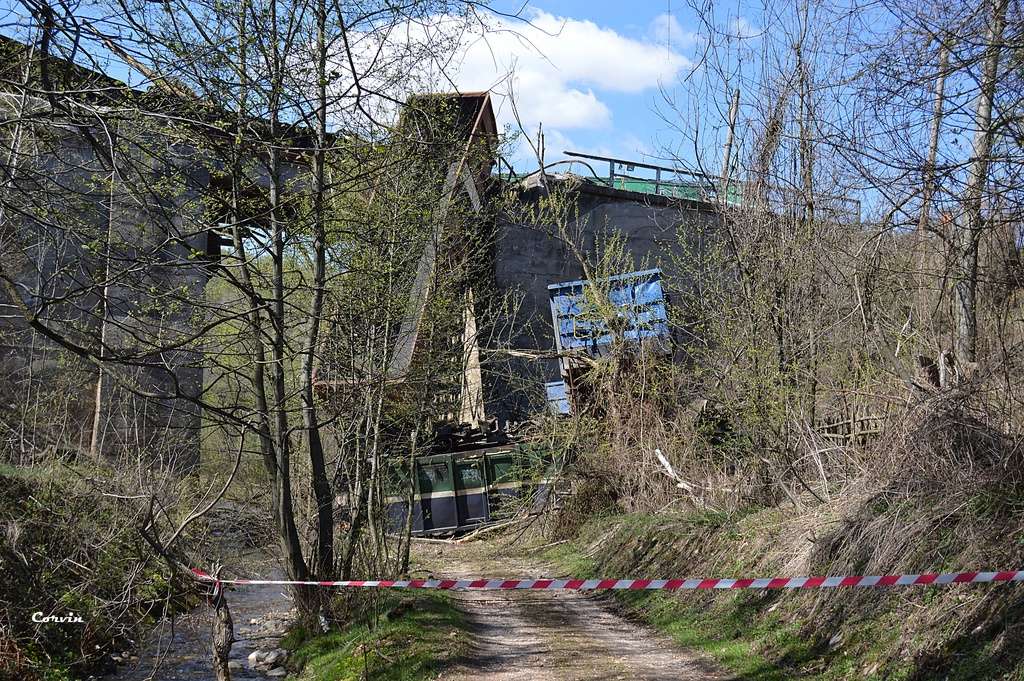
191,569,1024,591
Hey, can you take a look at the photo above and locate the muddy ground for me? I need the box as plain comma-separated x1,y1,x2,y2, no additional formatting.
413,538,730,681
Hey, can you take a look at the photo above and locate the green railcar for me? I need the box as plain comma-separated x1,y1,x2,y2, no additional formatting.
385,444,558,535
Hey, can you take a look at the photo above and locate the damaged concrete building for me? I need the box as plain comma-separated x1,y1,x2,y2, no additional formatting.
365,92,725,534
380,92,723,440
488,162,720,426
0,30,718,471
0,36,312,468
0,37,218,467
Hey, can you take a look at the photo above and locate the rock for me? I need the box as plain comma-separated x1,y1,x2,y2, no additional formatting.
228,660,243,670
264,649,284,665
250,618,259,625
266,668,287,677
247,650,264,668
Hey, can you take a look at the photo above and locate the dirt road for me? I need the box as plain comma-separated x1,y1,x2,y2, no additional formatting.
415,540,730,681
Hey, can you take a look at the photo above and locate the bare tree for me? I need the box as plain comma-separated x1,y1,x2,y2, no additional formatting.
0,0,514,638
954,0,1009,366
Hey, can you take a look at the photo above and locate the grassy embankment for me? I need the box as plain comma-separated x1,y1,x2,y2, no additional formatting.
282,590,471,681
544,505,1024,681
0,464,178,681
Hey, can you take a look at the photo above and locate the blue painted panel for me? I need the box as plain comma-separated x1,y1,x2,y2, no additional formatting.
547,269,669,354
545,381,571,414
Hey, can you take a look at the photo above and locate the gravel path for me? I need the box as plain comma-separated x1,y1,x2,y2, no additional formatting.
417,541,731,681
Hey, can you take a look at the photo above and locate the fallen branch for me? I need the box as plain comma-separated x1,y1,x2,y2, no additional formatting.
409,536,458,544
531,538,569,551
454,517,529,544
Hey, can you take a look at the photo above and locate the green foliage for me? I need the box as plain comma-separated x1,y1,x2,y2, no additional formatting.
285,591,470,681
0,467,177,680
547,507,1024,681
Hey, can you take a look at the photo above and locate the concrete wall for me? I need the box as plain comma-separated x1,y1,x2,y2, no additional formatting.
0,125,214,468
484,179,720,426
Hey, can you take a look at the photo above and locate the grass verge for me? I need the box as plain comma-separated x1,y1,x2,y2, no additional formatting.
543,511,1024,681
543,536,807,680
283,590,471,681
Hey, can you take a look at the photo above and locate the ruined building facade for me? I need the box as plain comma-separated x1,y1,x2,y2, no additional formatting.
2,35,720,465
0,38,223,467
374,92,722,438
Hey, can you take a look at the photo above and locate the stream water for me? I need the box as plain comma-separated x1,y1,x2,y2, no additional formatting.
110,543,292,680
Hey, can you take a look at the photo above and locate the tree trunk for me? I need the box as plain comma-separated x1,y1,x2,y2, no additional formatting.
954,0,1008,367
89,160,116,461
719,88,740,202
298,0,334,582
211,592,233,681
339,444,367,580
400,427,419,575
919,37,950,233
265,0,307,586
795,0,814,223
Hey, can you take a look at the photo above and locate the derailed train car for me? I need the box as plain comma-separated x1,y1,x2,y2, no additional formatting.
386,443,558,535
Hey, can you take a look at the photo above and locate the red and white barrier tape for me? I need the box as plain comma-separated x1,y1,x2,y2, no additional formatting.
191,568,1024,591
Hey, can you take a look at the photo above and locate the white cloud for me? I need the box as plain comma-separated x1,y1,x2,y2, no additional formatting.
448,10,690,134
326,9,693,163
647,13,701,50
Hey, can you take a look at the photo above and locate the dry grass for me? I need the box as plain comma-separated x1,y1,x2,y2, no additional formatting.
544,378,1024,678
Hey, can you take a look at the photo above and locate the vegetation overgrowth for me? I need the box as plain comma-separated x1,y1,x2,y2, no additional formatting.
2,0,1024,677
543,402,1024,680
0,466,192,680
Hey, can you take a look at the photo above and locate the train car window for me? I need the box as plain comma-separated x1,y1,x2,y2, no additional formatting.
417,462,451,494
456,461,485,490
487,453,515,484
